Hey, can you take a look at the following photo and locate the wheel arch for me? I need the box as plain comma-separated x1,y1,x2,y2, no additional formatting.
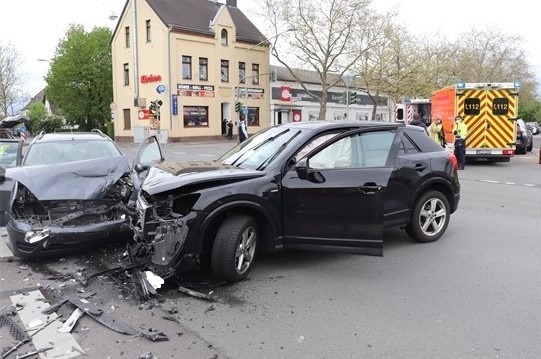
409,179,456,215
197,200,279,269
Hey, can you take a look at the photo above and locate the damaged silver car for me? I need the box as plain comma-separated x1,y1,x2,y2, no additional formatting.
0,130,163,257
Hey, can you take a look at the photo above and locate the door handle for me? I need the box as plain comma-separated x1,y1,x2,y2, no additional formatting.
413,164,426,172
359,183,382,194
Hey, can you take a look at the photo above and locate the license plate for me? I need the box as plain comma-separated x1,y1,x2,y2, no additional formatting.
476,150,491,155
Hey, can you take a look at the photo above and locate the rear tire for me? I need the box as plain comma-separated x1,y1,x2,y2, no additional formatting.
406,190,450,243
211,214,258,282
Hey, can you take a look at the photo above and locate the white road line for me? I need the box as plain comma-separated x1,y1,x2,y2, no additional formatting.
0,227,14,258
10,290,84,358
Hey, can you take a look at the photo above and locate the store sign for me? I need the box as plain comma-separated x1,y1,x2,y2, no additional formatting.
280,86,292,102
141,74,162,84
177,84,215,97
292,109,302,122
235,87,265,100
138,109,150,120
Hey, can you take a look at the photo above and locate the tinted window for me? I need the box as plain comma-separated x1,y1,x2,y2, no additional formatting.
405,127,443,153
398,135,420,155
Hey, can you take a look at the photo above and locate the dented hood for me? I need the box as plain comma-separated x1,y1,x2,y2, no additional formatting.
142,161,264,195
6,156,131,200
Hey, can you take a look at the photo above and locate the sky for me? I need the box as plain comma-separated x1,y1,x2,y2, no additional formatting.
1,0,539,106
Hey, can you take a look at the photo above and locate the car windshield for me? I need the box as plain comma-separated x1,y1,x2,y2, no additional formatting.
219,126,304,170
24,140,122,166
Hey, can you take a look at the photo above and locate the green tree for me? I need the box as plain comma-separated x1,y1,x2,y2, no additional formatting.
27,102,47,131
45,24,112,131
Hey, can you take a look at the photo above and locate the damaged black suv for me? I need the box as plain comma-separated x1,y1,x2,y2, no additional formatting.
129,121,460,283
0,130,163,257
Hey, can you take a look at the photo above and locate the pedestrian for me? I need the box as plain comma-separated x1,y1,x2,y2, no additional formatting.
453,116,468,169
226,120,233,140
428,117,445,147
409,113,427,133
238,115,248,143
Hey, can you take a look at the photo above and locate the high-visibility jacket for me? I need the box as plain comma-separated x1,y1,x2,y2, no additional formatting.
453,122,468,140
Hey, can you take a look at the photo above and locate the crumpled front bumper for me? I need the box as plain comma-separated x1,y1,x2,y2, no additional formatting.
5,213,132,258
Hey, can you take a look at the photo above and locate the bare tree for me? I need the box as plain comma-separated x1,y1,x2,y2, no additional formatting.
262,0,386,120
0,42,24,117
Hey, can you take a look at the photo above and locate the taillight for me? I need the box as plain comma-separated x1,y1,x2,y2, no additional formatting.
448,153,458,170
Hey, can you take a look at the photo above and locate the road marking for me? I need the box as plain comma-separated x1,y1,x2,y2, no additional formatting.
10,290,84,358
479,179,541,188
0,227,14,258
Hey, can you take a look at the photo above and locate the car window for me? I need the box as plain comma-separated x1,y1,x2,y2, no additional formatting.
398,135,420,155
24,140,121,166
309,130,395,169
0,141,22,168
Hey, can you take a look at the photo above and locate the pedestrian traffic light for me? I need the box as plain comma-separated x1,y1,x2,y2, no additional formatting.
348,91,357,104
235,101,242,112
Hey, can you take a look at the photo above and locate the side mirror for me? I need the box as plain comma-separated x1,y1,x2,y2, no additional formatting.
295,158,309,180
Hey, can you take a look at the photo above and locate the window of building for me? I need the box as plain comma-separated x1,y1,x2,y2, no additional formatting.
123,109,131,130
184,106,209,127
123,63,129,86
239,62,246,83
246,107,260,126
146,20,151,42
199,58,208,81
182,56,192,80
252,64,260,84
125,27,130,48
221,60,229,82
221,29,228,46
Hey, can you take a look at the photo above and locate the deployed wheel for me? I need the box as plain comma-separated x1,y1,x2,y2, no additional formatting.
211,214,258,282
406,190,450,243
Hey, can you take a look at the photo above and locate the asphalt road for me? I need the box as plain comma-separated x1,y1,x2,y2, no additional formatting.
1,137,540,359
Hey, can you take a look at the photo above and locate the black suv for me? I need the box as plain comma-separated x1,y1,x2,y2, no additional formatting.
129,121,461,283
516,119,533,154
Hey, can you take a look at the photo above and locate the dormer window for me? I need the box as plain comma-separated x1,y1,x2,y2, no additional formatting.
221,29,228,46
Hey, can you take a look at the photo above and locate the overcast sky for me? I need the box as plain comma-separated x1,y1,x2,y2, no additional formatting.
1,0,538,101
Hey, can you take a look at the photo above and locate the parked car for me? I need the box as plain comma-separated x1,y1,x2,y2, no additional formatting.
516,119,533,154
128,121,461,283
0,130,163,257
0,129,16,139
526,121,541,135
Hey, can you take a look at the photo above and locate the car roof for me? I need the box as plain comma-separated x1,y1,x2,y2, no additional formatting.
276,120,404,131
32,132,113,143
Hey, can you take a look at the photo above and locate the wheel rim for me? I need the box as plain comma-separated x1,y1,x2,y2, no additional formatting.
235,226,256,274
419,198,447,236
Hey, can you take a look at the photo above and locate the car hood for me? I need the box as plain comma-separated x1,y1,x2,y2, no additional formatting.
6,156,131,200
142,161,264,195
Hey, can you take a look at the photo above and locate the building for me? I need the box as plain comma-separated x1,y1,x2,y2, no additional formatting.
269,66,391,125
111,0,270,142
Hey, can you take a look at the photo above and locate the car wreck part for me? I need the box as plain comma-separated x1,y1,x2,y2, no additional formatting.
43,295,138,335
139,330,169,342
177,285,215,301
58,308,84,333
24,228,50,244
1,310,31,359
13,346,54,359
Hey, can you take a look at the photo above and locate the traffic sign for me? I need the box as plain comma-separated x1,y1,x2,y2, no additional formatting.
156,84,166,93
242,106,248,115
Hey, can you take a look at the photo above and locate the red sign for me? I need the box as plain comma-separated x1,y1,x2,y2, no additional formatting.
292,109,302,122
280,86,292,102
138,109,150,120
141,74,162,84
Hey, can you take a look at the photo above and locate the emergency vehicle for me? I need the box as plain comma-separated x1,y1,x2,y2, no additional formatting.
431,82,520,162
394,98,431,126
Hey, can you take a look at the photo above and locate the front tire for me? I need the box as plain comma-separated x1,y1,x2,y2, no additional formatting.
406,190,450,243
211,214,258,282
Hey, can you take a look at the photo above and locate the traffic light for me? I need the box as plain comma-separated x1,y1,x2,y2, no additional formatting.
235,101,242,112
150,100,163,119
338,92,346,105
348,91,357,104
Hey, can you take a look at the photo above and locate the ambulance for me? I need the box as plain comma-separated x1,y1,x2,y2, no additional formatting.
394,98,431,126
430,82,520,162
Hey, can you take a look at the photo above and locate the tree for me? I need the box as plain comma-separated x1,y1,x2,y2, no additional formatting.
262,0,387,120
27,102,47,132
45,24,113,131
0,42,24,117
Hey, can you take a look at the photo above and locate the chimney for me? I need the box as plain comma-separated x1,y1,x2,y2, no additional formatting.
226,0,237,7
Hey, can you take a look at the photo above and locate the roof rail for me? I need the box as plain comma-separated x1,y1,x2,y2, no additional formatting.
90,129,106,137
37,131,46,141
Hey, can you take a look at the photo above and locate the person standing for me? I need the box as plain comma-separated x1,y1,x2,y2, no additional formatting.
238,115,248,143
428,117,445,147
409,113,428,134
226,120,233,140
453,116,468,169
